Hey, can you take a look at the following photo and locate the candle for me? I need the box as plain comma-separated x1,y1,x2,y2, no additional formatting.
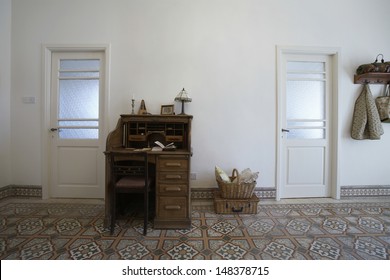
132,94,135,100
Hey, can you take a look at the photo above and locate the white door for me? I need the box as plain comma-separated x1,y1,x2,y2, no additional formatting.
279,54,332,199
49,51,105,198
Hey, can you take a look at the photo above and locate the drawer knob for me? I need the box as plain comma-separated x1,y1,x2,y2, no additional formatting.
164,205,181,210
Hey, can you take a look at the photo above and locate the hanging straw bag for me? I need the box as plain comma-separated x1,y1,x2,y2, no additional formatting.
375,84,390,123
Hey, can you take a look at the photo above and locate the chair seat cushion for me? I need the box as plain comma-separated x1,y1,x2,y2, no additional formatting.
115,176,152,189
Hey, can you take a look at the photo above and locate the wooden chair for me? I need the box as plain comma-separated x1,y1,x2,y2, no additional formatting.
109,151,154,235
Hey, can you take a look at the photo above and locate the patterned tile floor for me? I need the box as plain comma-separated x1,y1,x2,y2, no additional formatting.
0,197,389,260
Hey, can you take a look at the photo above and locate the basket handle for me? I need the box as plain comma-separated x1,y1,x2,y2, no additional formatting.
232,168,240,181
231,207,243,213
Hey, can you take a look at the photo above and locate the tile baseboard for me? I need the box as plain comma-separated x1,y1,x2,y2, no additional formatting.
1,185,389,201
340,185,390,198
192,185,390,201
0,185,42,200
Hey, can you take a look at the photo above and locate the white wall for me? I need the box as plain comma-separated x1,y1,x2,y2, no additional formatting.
0,0,12,187
8,0,390,190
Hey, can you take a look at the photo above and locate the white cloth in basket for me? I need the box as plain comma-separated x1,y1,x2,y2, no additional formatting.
238,168,259,184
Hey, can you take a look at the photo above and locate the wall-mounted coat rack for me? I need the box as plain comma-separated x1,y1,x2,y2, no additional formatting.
354,73,390,84
354,54,390,84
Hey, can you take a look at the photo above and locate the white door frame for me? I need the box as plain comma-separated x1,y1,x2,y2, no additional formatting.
276,46,341,201
41,44,110,199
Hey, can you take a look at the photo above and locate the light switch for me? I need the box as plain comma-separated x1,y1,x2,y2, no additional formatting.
22,96,36,104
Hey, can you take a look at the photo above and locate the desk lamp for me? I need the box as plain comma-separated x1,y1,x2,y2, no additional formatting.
174,88,192,115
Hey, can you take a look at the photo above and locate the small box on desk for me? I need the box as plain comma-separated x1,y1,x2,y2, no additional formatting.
214,191,259,214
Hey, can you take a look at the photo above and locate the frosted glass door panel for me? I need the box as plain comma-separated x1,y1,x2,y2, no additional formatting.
59,129,99,139
57,59,100,139
59,80,99,119
60,59,100,70
286,80,325,120
286,61,325,72
287,129,325,139
286,61,326,140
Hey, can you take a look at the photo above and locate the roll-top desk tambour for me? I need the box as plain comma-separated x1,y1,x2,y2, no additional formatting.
104,114,193,229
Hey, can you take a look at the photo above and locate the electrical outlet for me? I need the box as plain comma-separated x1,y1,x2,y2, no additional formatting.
190,173,197,180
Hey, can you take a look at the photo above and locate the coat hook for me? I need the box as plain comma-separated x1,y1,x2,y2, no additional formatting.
375,54,384,63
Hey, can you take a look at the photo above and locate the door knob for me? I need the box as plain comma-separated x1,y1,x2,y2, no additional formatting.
282,129,290,133
50,128,58,132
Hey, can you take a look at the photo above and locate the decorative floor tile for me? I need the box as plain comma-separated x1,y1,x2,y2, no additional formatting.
249,220,274,234
355,237,388,259
358,217,384,232
17,218,44,235
309,240,340,260
167,242,198,260
287,219,311,233
211,221,236,235
70,241,101,260
362,207,382,215
56,218,81,233
133,222,153,235
333,207,352,215
301,208,322,216
20,239,53,260
1,199,389,260
264,241,294,260
216,242,246,260
118,242,150,259
323,218,347,233
269,209,291,216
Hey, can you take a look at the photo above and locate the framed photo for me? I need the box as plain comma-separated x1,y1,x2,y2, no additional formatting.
161,104,174,115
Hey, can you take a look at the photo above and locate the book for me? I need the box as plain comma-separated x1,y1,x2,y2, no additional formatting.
153,141,176,151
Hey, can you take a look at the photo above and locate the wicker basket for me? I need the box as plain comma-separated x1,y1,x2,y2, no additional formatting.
215,168,256,199
214,191,259,214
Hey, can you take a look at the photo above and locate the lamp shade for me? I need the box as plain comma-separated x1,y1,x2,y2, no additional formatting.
174,88,192,103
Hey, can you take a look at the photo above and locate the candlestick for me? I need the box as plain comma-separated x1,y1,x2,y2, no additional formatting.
131,99,135,114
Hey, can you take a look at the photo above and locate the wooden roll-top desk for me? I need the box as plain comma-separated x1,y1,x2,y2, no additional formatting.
104,114,193,229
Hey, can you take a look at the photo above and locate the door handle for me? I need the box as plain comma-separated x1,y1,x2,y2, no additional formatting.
282,129,290,133
50,128,58,132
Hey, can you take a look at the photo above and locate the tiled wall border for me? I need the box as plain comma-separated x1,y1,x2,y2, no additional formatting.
191,185,390,201
1,185,389,201
0,185,42,200
340,185,390,198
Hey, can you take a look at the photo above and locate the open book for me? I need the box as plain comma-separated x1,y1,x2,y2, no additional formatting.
151,141,176,151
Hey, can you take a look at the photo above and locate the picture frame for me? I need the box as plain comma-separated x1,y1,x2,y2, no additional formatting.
161,104,175,115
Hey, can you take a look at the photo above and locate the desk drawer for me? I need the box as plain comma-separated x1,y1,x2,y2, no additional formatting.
128,135,147,141
157,197,188,219
158,184,188,195
158,171,188,182
158,157,188,171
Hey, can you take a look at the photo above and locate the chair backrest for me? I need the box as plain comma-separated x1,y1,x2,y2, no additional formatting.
109,152,149,181
113,161,146,177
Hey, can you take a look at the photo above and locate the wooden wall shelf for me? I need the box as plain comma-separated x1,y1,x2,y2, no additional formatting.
354,73,390,84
